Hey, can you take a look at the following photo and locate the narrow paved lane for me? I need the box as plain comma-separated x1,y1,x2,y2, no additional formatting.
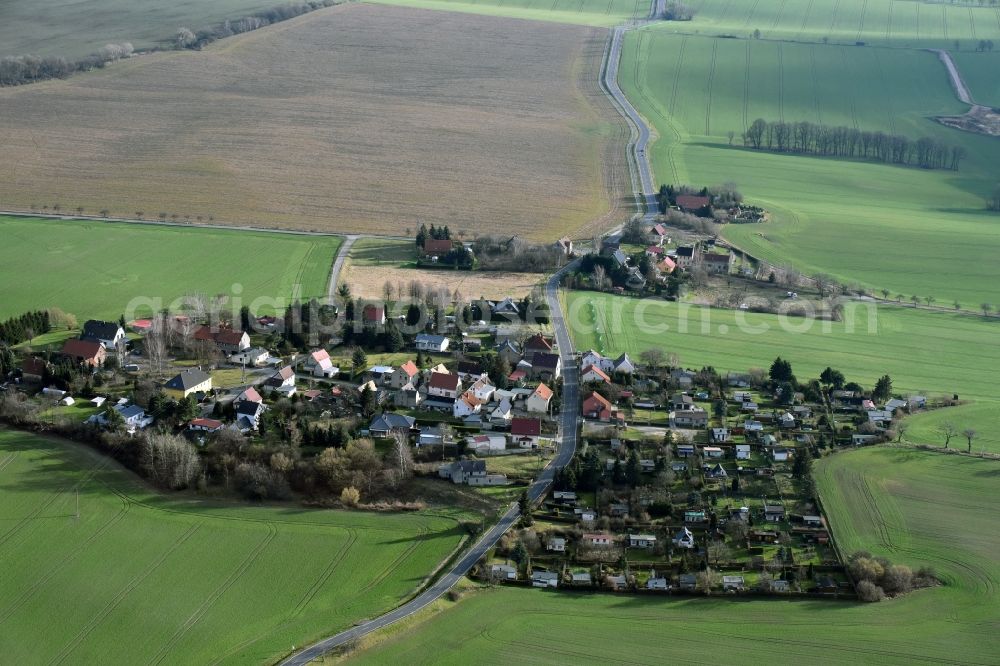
327,234,358,300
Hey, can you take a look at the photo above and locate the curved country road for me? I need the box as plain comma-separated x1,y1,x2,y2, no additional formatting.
277,3,662,664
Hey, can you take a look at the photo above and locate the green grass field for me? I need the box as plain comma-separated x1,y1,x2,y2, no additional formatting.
348,447,1000,663
675,0,1000,49
370,0,648,26
620,30,1000,307
951,51,1000,107
0,216,340,320
0,428,466,665
565,291,999,401
904,402,1000,454
0,0,278,59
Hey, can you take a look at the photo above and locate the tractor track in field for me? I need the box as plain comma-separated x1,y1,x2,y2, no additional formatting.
48,523,203,666
916,2,921,40
797,0,815,41
742,40,751,130
840,48,861,129
942,5,949,40
148,522,278,666
856,0,868,42
968,7,977,40
291,529,360,616
828,0,842,33
0,502,131,627
705,40,719,134
0,452,18,473
777,43,786,123
809,45,823,125
885,0,893,42
872,49,898,134
743,0,761,29
771,0,787,30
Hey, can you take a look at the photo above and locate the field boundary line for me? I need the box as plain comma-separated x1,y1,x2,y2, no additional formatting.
705,39,718,135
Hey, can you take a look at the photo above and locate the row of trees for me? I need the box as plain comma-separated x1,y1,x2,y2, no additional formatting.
0,42,133,87
0,310,51,347
742,119,966,170
173,2,336,50
414,223,452,248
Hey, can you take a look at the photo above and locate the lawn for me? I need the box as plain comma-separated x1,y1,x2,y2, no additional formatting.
0,4,620,240
903,402,1000,455
0,0,278,60
345,447,1000,664
0,216,340,321
619,28,1000,307
565,291,1000,402
0,428,468,665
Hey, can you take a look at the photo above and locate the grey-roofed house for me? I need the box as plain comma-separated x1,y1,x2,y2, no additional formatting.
530,352,562,381
368,412,416,438
415,333,449,352
81,320,126,350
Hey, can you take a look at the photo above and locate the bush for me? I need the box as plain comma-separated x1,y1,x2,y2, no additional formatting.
234,462,290,501
340,486,361,506
881,564,913,595
856,580,886,602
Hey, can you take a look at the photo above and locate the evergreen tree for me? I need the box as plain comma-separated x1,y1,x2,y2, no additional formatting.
873,374,893,403
769,357,795,383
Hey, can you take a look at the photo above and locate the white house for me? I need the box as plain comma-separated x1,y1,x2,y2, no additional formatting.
453,392,482,419
611,353,636,374
771,447,792,462
81,320,127,350
468,377,496,403
229,348,270,368
428,372,462,399
628,534,657,548
415,333,449,352
672,527,696,549
580,350,608,372
735,444,751,460
547,537,566,552
467,434,507,452
489,398,513,425
525,383,553,414
583,533,614,547
491,564,517,581
306,349,338,378
703,446,724,458
531,571,559,588
779,412,796,428
580,365,612,384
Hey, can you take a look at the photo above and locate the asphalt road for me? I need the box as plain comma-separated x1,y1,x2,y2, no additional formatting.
327,234,358,300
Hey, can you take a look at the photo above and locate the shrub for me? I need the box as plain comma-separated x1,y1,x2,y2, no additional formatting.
856,580,886,602
340,486,361,506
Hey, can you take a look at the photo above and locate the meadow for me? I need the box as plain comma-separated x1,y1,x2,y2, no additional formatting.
0,0,277,60
0,3,620,240
903,401,1000,454
564,291,1000,402
619,13,1000,307
370,0,648,25
951,51,1000,107
348,447,1000,663
0,428,467,665
0,216,340,321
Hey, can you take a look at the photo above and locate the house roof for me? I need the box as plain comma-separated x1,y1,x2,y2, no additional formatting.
508,369,526,381
116,404,146,420
658,256,677,272
165,368,211,390
458,392,481,409
62,339,104,360
511,417,541,436
238,387,262,403
415,333,448,346
524,333,553,351
190,417,223,429
429,372,460,391
531,352,560,369
583,391,612,409
21,357,46,376
362,304,385,322
676,246,696,257
652,223,668,236
311,349,331,364
702,253,731,263
676,194,710,210
215,329,247,345
532,383,553,400
423,238,453,254
582,365,610,382
398,360,419,377
274,366,294,380
370,412,416,431
81,320,121,341
456,360,483,375
646,245,665,255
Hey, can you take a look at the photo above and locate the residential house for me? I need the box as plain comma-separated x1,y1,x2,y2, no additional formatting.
675,245,698,269
456,360,485,381
495,340,521,366
671,368,694,388
368,412,416,438
779,412,796,428
428,372,462,399
61,339,107,367
679,574,698,591
671,394,695,411
193,326,250,354
80,320,126,350
771,447,792,462
530,352,561,381
702,252,733,275
388,361,420,389
571,572,592,586
650,222,669,245
531,571,559,588
468,376,496,403
306,349,338,378
676,444,695,458
234,388,265,431
867,410,894,427
852,433,878,446
414,333,449,352
611,353,636,374
422,238,454,257
510,417,542,448
710,427,730,443
453,392,482,419
525,383,553,414
647,576,669,591
523,333,554,355
438,460,507,486
20,357,46,382
656,256,677,276
735,444,751,460
581,392,619,422
676,194,710,212
163,368,212,400
189,417,224,433
491,297,521,319
703,446,724,458
580,349,609,372
684,510,706,523
491,564,517,581
671,408,708,428
467,434,506,453
671,461,689,472
555,237,573,256
645,245,666,259
361,304,386,326
744,420,764,432
707,463,728,479
672,527,696,549
547,537,566,552
489,398,513,425
580,364,611,385
265,366,296,392
628,534,657,548
229,348,270,367
417,426,449,447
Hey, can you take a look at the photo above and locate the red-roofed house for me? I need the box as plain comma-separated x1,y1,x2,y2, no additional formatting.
523,333,554,354
676,194,711,212
507,369,527,384
306,349,338,377
193,326,250,354
20,357,46,382
657,256,677,275
453,392,482,418
651,223,669,246
582,392,620,422
701,252,734,275
510,417,542,448
580,365,611,384
189,418,224,432
389,361,420,389
422,238,454,257
361,304,386,325
61,339,107,367
526,383,553,413
645,246,666,258
428,372,462,399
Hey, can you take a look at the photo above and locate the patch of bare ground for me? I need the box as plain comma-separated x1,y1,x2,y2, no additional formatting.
0,3,621,240
935,105,1000,137
341,263,543,300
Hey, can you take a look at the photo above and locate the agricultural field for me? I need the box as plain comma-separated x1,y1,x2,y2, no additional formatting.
0,216,340,321
619,27,1000,307
672,0,1000,49
904,401,1000,454
347,447,1000,663
371,0,648,26
341,238,544,301
564,291,999,402
950,51,1000,107
0,3,622,240
0,428,468,665
0,0,277,60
